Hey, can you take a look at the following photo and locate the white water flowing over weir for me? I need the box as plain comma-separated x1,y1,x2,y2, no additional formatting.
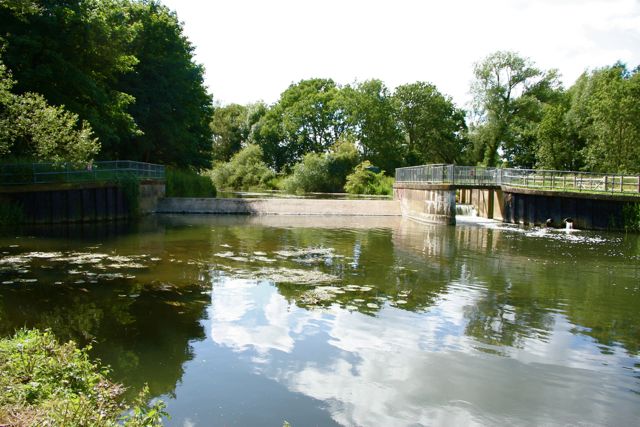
456,204,477,216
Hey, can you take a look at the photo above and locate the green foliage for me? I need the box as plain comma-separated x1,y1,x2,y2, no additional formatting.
0,329,166,426
0,0,139,155
210,144,275,190
578,64,640,173
0,62,100,165
0,0,213,169
117,1,213,169
210,102,267,163
166,168,216,197
344,161,394,195
340,80,403,173
393,82,469,166
253,79,349,171
470,51,562,167
282,140,360,194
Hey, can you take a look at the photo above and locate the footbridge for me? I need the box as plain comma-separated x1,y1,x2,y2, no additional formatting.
394,164,640,229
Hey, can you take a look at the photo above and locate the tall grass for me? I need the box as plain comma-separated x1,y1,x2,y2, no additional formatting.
166,168,216,197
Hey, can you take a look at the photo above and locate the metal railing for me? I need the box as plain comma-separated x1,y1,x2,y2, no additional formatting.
0,160,165,185
396,164,640,196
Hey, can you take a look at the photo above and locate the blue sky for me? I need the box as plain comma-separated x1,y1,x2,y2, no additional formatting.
161,0,640,108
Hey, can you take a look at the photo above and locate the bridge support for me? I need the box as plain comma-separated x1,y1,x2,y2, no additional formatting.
394,184,456,225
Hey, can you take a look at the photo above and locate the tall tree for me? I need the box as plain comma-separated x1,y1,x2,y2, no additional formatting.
579,64,640,173
117,0,213,169
210,103,249,163
470,51,561,167
253,78,349,171
341,80,402,173
393,82,468,166
0,0,138,155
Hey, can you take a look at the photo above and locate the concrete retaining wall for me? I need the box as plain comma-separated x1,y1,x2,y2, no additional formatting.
393,185,456,225
156,197,401,216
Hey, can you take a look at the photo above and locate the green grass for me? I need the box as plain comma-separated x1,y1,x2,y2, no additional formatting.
0,329,167,426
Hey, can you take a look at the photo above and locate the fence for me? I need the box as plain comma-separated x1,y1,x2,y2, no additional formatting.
395,164,640,196
0,161,165,185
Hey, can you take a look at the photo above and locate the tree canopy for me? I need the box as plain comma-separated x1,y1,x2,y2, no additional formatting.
0,0,212,169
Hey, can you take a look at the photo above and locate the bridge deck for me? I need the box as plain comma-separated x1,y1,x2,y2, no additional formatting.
395,164,640,197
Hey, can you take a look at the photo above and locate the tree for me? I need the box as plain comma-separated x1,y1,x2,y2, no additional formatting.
210,144,275,190
470,51,561,167
253,79,349,171
393,82,468,166
210,104,249,163
0,62,100,164
0,0,138,155
117,0,213,169
340,80,402,173
282,139,360,194
0,0,214,169
579,64,640,173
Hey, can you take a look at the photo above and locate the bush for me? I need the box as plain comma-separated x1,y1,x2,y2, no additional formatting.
210,144,275,190
166,168,216,197
282,140,360,194
344,161,394,195
0,329,166,426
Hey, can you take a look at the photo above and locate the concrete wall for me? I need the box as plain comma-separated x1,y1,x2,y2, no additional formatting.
393,184,456,225
156,197,401,216
139,181,166,214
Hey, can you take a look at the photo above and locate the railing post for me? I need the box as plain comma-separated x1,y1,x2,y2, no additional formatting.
616,175,621,193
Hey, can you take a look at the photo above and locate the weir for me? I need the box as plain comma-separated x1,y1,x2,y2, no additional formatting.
394,164,640,230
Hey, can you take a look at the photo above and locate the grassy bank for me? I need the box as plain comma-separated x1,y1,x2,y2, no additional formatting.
0,329,166,426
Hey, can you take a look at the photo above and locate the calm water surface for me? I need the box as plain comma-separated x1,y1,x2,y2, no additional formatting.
0,215,639,426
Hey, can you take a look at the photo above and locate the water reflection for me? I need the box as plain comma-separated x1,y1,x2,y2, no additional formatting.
1,215,639,425
203,275,638,426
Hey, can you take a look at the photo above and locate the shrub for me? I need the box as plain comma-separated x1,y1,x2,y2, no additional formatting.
210,144,275,190
0,329,166,426
282,140,360,194
166,168,216,197
344,161,394,195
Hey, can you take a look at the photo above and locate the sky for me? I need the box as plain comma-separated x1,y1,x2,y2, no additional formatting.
161,0,640,108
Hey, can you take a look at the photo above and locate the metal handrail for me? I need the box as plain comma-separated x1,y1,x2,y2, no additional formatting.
0,160,165,185
395,164,640,196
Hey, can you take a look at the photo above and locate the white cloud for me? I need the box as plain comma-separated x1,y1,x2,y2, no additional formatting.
161,0,640,107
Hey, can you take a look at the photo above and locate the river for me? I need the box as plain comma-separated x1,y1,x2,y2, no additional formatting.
0,215,639,426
